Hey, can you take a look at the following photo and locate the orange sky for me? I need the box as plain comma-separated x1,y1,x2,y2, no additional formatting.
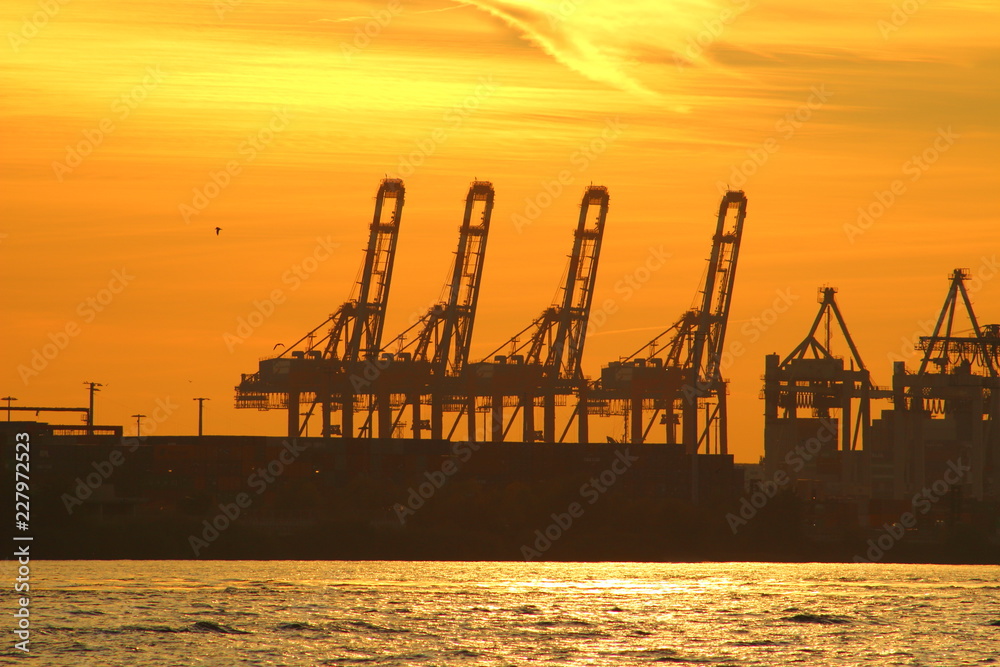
1,0,997,461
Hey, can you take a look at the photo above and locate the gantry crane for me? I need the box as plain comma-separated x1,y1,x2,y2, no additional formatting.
597,190,747,452
895,268,1000,424
362,181,495,440
470,185,609,443
234,178,405,437
914,269,999,380
886,269,1000,500
763,287,891,459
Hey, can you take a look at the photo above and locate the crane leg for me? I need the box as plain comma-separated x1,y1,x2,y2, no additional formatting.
378,392,392,438
630,394,643,444
466,397,477,442
341,394,354,438
491,395,504,442
543,394,556,443
322,396,332,439
522,395,535,442
410,393,421,440
431,397,443,440
288,391,299,438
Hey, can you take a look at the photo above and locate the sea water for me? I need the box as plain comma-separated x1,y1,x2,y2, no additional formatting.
6,560,999,666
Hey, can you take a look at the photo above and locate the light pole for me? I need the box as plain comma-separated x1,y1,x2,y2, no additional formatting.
1,396,16,421
83,381,102,429
131,413,146,438
193,398,209,436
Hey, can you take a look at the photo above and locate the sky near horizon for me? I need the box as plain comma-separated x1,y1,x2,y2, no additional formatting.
1,0,997,460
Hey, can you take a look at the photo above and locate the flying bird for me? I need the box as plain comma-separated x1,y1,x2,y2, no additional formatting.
215,227,222,235
273,343,285,350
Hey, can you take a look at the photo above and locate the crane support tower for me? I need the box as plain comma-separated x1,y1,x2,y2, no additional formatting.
761,287,895,496
362,181,495,440
596,190,747,452
878,269,1000,500
234,178,405,438
470,185,609,443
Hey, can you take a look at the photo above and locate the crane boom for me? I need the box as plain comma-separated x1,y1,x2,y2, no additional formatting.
511,186,609,377
234,178,406,438
405,181,494,375
474,185,609,443
330,178,405,362
548,185,609,379
595,190,747,451
372,181,495,440
682,189,747,448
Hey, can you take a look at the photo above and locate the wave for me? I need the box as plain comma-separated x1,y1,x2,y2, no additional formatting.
345,620,410,634
191,620,251,634
783,613,851,625
276,621,322,631
613,648,711,663
67,620,253,635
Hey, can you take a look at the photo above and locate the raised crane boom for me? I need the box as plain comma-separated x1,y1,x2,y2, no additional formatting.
682,189,747,449
327,178,405,362
372,181,495,439
234,178,406,438
411,181,494,375
475,185,609,443
547,185,608,379
596,190,746,451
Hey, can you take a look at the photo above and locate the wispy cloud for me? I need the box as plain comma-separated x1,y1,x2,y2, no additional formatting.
453,0,662,98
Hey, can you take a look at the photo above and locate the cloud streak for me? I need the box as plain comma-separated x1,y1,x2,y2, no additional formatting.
453,0,661,98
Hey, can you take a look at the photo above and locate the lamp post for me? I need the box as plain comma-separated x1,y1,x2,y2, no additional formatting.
193,398,209,436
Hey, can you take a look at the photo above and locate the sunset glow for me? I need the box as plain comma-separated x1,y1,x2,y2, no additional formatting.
2,0,997,460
